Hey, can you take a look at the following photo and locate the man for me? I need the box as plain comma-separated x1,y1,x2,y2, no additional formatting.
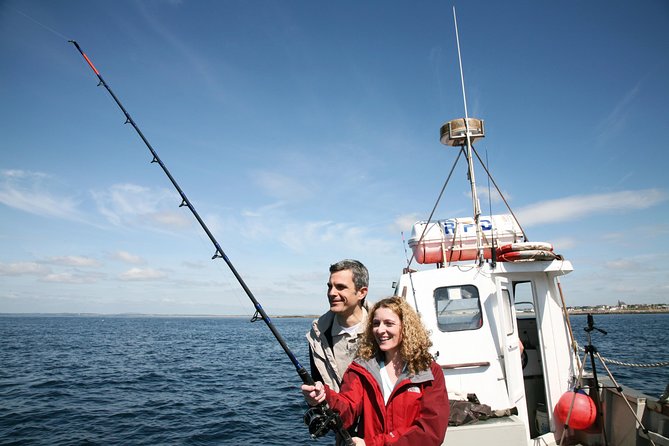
307,259,369,392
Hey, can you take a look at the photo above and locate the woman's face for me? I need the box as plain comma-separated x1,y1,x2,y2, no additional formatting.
372,306,403,356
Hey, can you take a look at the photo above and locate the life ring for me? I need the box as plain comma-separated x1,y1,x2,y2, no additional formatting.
497,242,553,255
498,249,557,262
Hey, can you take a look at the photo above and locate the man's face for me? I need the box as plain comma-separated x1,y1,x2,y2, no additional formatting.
327,269,367,315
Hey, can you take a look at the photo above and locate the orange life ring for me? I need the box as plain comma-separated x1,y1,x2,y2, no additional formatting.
497,242,553,255
498,249,557,262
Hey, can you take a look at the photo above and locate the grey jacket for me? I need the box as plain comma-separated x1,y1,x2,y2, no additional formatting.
306,307,368,392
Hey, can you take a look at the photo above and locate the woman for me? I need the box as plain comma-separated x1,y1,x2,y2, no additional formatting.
302,296,449,446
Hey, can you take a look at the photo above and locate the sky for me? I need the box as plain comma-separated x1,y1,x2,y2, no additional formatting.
1,0,668,316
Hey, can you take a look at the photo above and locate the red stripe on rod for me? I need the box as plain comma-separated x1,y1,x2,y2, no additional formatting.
82,53,100,75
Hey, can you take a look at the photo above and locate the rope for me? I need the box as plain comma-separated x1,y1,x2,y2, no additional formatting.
471,146,528,241
577,345,669,368
407,148,463,266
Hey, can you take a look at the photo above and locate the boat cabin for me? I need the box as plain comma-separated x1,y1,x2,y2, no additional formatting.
394,257,577,445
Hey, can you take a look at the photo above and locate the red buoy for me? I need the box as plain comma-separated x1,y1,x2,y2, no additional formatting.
554,391,597,430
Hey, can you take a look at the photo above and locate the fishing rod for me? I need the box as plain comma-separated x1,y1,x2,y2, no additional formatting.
69,40,353,445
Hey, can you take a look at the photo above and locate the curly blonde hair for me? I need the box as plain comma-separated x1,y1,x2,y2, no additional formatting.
357,296,433,375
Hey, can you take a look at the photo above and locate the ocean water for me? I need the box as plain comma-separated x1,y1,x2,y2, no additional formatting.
1,313,667,445
569,313,668,398
0,317,315,446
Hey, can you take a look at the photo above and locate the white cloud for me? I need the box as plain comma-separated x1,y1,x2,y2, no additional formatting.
278,220,395,255
182,260,206,269
475,187,510,206
119,267,167,281
550,237,576,250
595,82,641,147
134,1,226,101
0,169,85,222
92,183,187,230
242,201,286,218
251,170,314,202
601,231,626,241
147,210,192,229
517,189,667,227
42,271,103,284
604,259,639,270
112,251,145,264
0,262,51,276
392,213,421,234
45,256,102,267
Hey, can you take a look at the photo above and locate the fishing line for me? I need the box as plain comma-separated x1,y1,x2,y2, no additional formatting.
11,7,71,41
69,40,354,445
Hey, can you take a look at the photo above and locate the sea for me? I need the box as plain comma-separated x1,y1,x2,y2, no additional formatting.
1,313,667,445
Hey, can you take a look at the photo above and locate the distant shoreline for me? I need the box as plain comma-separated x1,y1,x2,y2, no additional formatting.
0,313,320,318
567,309,669,315
1,310,667,318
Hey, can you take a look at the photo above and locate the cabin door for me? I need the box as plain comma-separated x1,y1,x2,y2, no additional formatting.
496,277,529,430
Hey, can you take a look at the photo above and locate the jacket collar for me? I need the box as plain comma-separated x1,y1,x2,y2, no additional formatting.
352,354,435,385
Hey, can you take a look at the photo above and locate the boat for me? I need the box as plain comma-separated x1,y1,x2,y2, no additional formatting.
394,123,669,446
391,15,669,445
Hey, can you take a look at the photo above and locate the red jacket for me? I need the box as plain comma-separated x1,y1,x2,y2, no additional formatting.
325,357,449,446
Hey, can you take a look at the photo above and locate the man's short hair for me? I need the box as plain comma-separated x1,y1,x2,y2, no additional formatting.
329,259,369,291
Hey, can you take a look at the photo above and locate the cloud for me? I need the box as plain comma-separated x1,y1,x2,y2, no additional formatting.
601,231,626,241
517,189,667,227
45,256,102,267
595,82,641,147
251,170,314,202
601,253,667,272
550,237,576,250
242,201,286,218
0,258,104,283
134,1,226,100
112,251,145,264
278,220,395,255
604,259,639,270
182,260,206,269
392,213,421,234
464,186,510,207
0,169,86,222
0,262,51,276
92,183,189,230
147,210,192,229
119,267,167,281
41,271,104,284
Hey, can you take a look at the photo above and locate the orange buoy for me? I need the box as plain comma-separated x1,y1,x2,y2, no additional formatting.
554,391,597,430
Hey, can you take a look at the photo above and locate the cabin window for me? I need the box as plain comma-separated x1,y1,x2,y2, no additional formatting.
513,281,535,313
434,285,482,332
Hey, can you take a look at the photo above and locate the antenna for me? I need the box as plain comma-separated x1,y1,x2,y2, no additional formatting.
453,7,471,125
445,7,485,264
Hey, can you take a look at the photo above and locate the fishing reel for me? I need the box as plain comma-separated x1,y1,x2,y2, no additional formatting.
303,405,343,439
